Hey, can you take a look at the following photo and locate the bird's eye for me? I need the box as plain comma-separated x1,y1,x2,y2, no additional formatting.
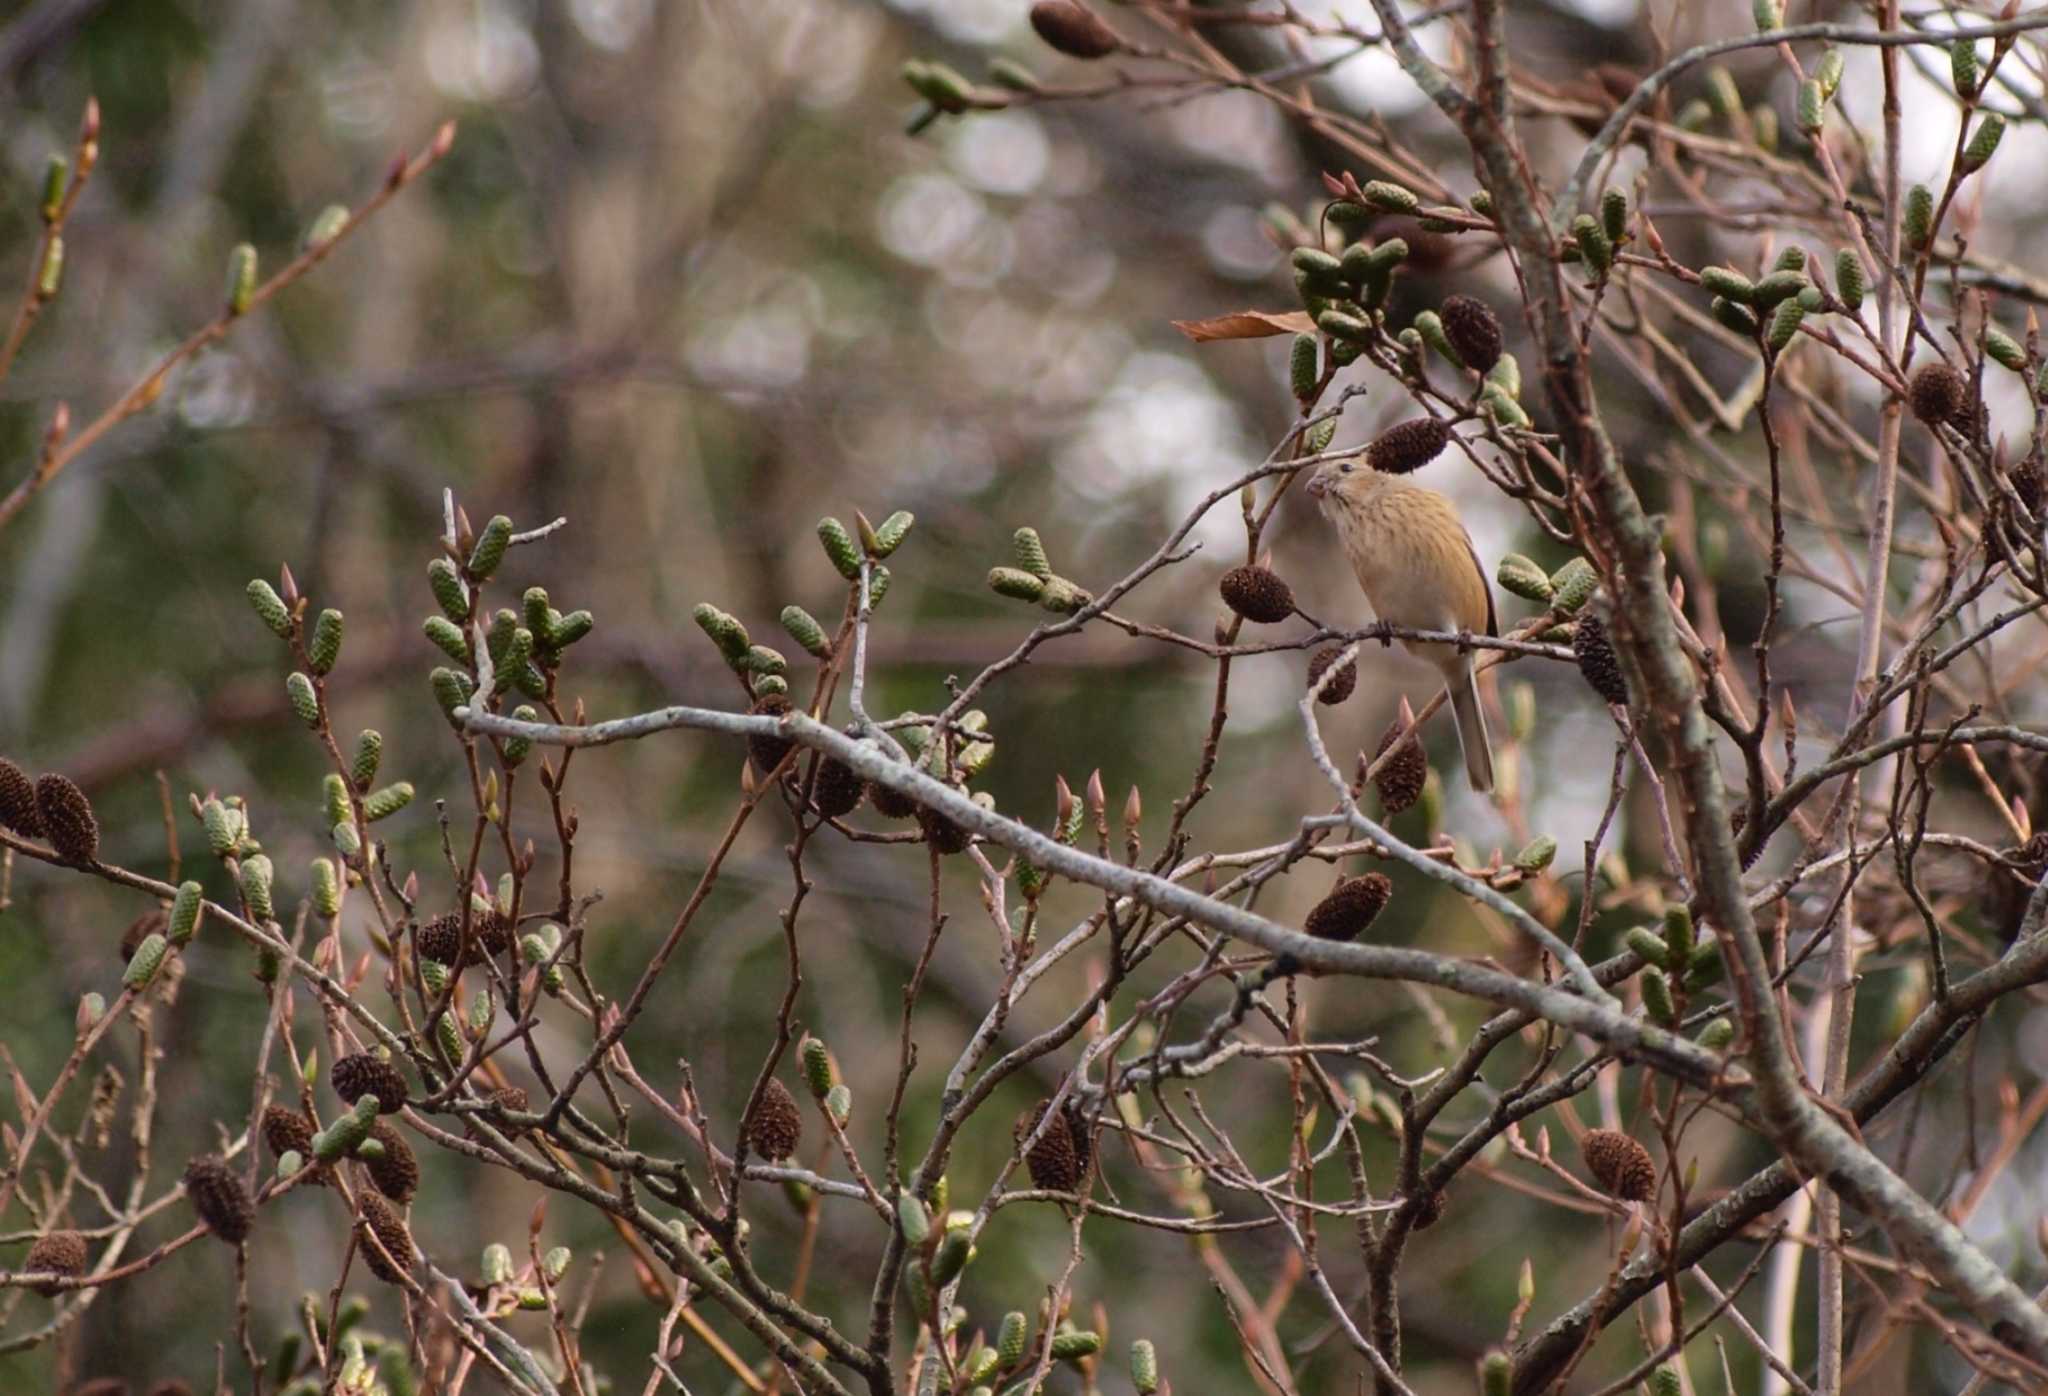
1339,462,1353,474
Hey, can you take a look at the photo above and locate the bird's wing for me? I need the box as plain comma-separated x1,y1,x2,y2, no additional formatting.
1462,530,1497,637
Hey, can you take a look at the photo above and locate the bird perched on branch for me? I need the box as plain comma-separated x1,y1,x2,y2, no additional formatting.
1306,452,1497,793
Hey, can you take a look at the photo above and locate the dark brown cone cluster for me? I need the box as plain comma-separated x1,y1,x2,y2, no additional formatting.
1016,1098,1089,1193
747,693,796,776
0,757,43,837
1029,0,1119,58
1581,1128,1656,1202
1408,1189,1446,1230
417,909,512,968
1365,417,1452,475
1371,720,1426,815
1305,873,1393,942
1907,361,1967,426
261,1106,322,1182
746,1078,803,1162
36,774,97,863
332,1053,410,1114
26,1230,87,1294
355,1193,413,1284
868,779,919,819
917,804,972,854
121,909,169,962
1439,295,1504,372
1306,648,1356,705
811,758,865,819
363,1121,419,1203
1572,613,1629,706
468,1084,531,1144
2009,460,2044,519
183,1155,253,1243
1219,565,1295,624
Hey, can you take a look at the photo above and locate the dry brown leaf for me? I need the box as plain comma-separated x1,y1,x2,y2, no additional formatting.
1170,309,1317,343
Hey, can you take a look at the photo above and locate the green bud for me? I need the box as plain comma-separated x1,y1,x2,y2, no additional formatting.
1696,1017,1736,1051
492,628,533,694
1797,284,1824,313
247,579,293,637
1815,48,1844,99
1777,246,1809,270
1317,309,1374,344
1549,557,1597,613
1289,333,1319,399
1699,266,1756,304
1290,246,1347,295
304,203,349,252
1051,1330,1102,1361
1663,903,1694,967
964,1346,999,1383
1481,1351,1511,1396
987,56,1039,91
34,237,62,298
1750,105,1778,153
1513,835,1557,873
1507,681,1536,742
1496,554,1553,604
1036,576,1089,614
1704,66,1742,121
1131,1339,1160,1394
691,603,751,664
1963,113,2005,172
1410,309,1462,368
779,605,831,658
168,880,204,945
1650,1365,1682,1396
1987,326,2028,372
1624,925,1673,970
928,1229,971,1287
312,858,340,917
988,567,1046,603
896,1190,931,1246
1711,297,1760,336
1641,964,1677,1025
997,1312,1030,1367
39,155,67,222
1752,269,1809,307
226,243,258,316
1766,296,1806,352
1571,214,1611,275
1833,248,1865,310
276,1148,304,1180
1752,0,1780,28
468,514,513,580
427,557,467,621
484,608,516,664
436,1011,463,1063
1302,417,1337,454
1675,99,1712,132
825,1083,851,1124
817,517,862,579
801,1036,834,1098
430,667,473,722
1601,187,1628,245
239,853,275,922
1486,351,1521,400
1361,180,1417,213
201,799,237,858
1905,183,1935,250
548,609,592,650
1480,385,1529,429
286,672,320,728
1952,36,1979,96
741,645,785,679
468,985,494,1037
872,510,915,556
482,1242,514,1286
321,773,350,830
1687,937,1725,989
502,705,537,767
1011,526,1053,581
902,59,973,114
315,1097,380,1164
1795,79,1824,134
363,783,413,822
331,820,360,857
123,933,168,991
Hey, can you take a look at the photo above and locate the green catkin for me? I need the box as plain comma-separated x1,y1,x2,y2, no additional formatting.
1834,248,1866,310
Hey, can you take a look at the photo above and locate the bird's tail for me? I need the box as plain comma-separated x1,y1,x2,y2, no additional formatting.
1447,665,1495,794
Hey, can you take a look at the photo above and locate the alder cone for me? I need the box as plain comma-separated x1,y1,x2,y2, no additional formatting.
1907,361,1966,426
262,1106,323,1183
1306,647,1356,704
1408,1190,1446,1230
1304,873,1392,942
1572,613,1629,706
1219,565,1295,624
35,774,98,862
0,757,42,837
1439,295,1504,372
417,909,513,967
1016,1099,1088,1193
868,779,919,819
811,757,865,818
183,1155,253,1243
1581,1128,1656,1202
747,1078,803,1162
332,1053,410,1114
364,1120,420,1203
747,693,796,776
1371,720,1426,814
355,1193,414,1284
26,1230,87,1294
917,804,972,854
1365,417,1452,475
1029,1,1119,58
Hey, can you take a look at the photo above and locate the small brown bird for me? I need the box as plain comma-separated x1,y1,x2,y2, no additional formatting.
1306,456,1497,792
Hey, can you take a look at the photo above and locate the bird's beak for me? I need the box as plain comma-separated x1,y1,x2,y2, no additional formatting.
1305,470,1329,500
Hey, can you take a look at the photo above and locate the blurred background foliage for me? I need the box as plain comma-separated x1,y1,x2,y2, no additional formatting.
0,2,2038,1392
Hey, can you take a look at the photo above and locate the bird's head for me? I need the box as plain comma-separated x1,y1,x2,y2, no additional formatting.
1305,456,1374,509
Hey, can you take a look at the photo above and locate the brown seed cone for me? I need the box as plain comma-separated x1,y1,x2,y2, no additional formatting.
1016,1099,1085,1193
1572,613,1629,706
1219,565,1296,624
746,1078,803,1162
811,758,865,819
868,780,919,819
747,693,796,777
26,1230,87,1295
0,757,43,836
363,1120,420,1203
1407,1190,1446,1230
1028,0,1119,58
417,909,513,968
1907,361,1967,426
1439,295,1504,372
332,1053,410,1114
917,804,972,854
35,774,97,862
1371,717,1427,815
355,1192,414,1284
1365,417,1452,475
120,908,169,962
183,1155,253,1243
1304,873,1393,942
2010,459,2044,519
1306,648,1357,704
261,1106,323,1183
1581,1128,1657,1202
